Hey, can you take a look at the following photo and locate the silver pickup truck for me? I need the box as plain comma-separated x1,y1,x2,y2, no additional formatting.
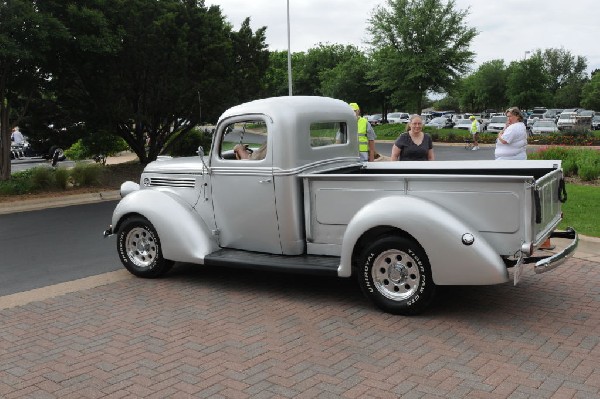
103,96,578,315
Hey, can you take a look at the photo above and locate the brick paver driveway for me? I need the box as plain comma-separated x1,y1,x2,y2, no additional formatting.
1,256,599,398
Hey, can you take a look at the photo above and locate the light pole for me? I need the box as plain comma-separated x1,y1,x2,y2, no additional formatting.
287,0,293,96
523,50,531,60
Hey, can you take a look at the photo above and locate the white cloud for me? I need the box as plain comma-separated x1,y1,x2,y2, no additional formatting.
207,0,600,74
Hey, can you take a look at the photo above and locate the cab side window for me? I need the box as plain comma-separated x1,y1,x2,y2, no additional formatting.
219,119,268,161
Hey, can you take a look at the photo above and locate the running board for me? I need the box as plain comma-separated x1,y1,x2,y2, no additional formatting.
204,248,340,276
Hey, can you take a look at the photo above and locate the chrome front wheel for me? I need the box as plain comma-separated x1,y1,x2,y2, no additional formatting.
117,216,173,278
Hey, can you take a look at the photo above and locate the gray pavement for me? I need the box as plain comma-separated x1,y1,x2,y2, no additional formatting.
1,150,599,398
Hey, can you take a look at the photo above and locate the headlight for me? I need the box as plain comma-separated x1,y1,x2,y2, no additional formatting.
120,181,140,198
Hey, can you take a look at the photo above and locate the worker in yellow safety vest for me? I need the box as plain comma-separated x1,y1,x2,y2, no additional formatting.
349,102,376,162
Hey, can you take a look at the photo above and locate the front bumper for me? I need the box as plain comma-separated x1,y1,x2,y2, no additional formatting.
103,225,113,238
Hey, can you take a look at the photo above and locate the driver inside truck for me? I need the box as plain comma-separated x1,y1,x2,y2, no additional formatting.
233,142,267,160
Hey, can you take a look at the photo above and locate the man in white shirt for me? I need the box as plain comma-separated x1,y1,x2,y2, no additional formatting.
11,126,24,145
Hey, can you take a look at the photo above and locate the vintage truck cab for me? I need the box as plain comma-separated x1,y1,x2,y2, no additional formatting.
104,96,578,315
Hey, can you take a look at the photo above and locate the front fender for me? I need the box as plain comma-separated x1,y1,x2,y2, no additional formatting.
339,196,509,285
112,188,218,264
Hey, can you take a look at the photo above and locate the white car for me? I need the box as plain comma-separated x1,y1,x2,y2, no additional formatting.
454,119,473,131
486,115,507,133
557,112,577,131
425,117,450,129
387,112,409,123
532,119,558,135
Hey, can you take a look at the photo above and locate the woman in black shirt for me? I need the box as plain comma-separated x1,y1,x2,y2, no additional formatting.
390,115,435,161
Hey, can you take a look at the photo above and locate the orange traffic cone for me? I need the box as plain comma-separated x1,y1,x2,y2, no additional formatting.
539,238,555,250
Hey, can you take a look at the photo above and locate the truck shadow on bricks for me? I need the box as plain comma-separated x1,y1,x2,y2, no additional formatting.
148,262,571,318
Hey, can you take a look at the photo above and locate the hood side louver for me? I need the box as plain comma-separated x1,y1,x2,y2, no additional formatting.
149,177,195,188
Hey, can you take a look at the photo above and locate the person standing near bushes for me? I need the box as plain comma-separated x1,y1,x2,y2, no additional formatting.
349,102,376,162
390,114,434,161
495,107,528,160
469,115,480,150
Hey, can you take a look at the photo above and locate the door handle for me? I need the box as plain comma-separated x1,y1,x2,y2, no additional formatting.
259,179,272,183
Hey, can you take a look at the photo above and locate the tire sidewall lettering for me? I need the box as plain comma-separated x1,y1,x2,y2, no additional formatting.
362,243,428,306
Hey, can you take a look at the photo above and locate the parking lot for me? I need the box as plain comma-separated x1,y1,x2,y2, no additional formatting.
1,243,599,398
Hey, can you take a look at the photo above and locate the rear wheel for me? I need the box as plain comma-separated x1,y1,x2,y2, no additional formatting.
117,216,173,278
357,236,435,315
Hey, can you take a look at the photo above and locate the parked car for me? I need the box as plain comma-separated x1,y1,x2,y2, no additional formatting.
366,114,384,126
454,119,473,131
425,116,452,129
557,112,578,131
531,119,559,135
543,109,562,121
526,114,544,129
592,115,600,131
387,112,409,124
21,136,67,162
486,115,508,133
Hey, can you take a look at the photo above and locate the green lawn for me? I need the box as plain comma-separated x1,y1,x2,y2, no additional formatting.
559,184,600,237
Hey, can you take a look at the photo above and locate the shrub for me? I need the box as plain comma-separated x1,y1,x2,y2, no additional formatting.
65,134,129,161
70,163,103,187
576,151,600,181
64,140,88,161
0,169,34,195
528,147,600,180
54,168,70,190
30,167,55,190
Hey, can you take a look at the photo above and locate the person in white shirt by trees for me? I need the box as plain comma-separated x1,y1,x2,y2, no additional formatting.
495,107,528,160
11,126,24,145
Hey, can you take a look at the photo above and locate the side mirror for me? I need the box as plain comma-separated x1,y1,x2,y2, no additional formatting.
197,146,204,157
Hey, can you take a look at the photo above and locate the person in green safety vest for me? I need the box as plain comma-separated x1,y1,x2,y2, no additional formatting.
349,102,376,162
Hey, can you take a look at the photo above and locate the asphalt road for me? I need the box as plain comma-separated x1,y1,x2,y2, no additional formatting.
0,201,121,296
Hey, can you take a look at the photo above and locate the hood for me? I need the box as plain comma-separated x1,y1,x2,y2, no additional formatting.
143,156,208,175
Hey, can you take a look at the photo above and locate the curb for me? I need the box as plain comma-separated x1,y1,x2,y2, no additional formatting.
0,190,120,215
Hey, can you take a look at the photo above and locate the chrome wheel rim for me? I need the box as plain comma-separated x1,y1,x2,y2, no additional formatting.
125,227,157,268
371,249,421,301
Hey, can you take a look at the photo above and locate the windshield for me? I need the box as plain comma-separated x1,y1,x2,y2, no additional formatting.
534,121,554,127
559,114,573,120
430,117,446,123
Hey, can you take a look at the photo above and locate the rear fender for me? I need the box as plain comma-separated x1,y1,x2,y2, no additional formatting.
112,189,218,263
339,196,509,285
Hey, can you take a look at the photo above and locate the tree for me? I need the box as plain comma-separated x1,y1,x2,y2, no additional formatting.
467,60,508,111
38,0,267,165
229,17,269,105
367,0,476,113
536,48,588,102
261,51,291,97
292,44,362,96
317,45,379,112
580,72,600,111
0,0,64,180
505,56,550,110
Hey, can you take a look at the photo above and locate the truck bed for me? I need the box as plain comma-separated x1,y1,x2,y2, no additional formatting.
302,160,564,258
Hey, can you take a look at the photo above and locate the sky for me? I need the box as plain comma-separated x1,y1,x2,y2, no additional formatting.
205,0,600,76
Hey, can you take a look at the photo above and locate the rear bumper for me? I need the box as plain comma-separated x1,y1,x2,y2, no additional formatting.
524,227,578,274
